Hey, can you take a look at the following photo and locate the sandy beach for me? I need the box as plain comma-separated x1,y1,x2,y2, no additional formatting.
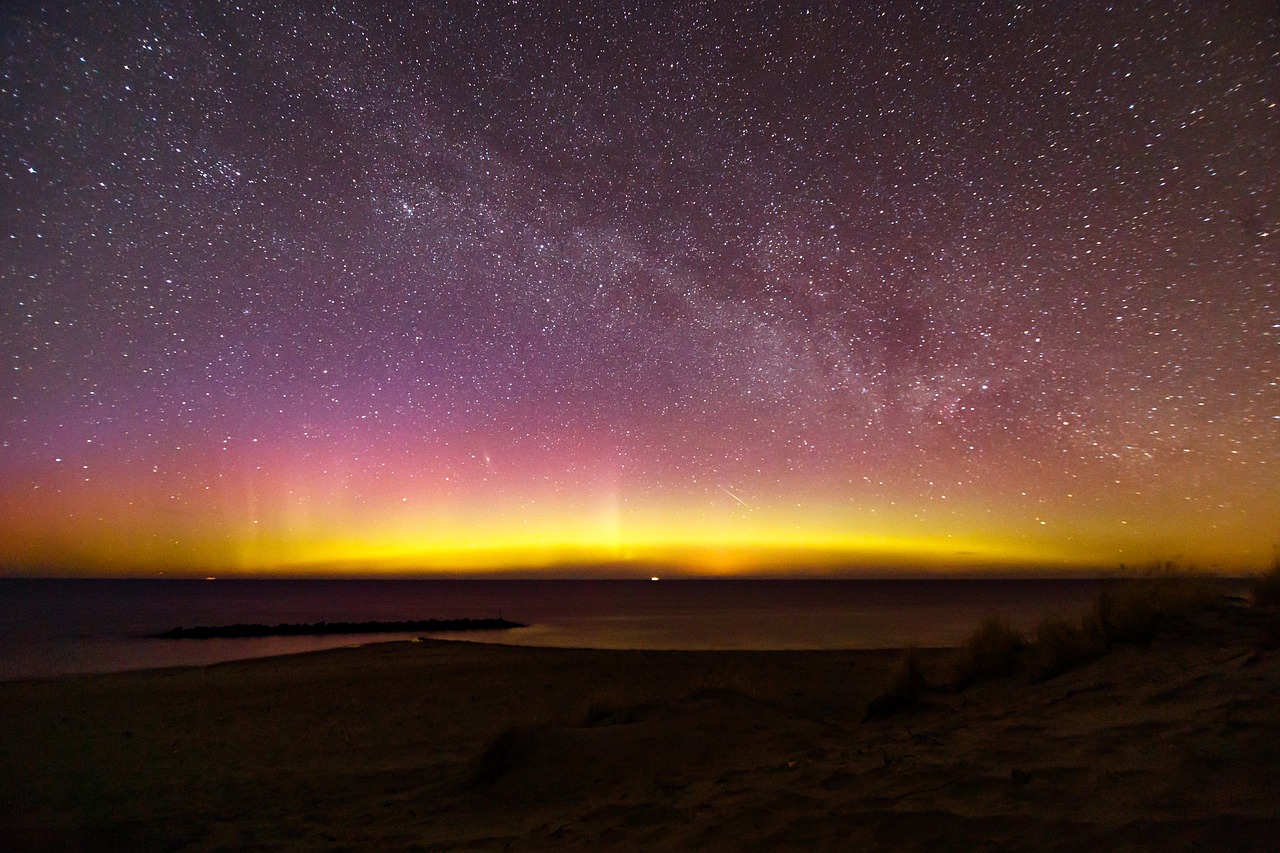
3,603,1279,851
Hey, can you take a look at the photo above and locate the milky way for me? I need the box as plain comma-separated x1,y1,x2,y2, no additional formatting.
2,1,1277,575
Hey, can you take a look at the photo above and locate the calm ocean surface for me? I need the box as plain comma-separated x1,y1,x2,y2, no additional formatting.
1,577,1137,680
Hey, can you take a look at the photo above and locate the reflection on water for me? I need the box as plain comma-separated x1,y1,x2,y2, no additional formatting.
0,577,1159,679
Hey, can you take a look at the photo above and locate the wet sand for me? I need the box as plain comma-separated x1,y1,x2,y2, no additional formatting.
2,606,1278,851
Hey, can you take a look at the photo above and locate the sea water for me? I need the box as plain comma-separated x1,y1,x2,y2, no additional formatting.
0,577,1129,680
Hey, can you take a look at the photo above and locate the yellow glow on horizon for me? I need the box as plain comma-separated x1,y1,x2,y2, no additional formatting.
3,456,1275,576
5,495,1268,577
189,492,1105,575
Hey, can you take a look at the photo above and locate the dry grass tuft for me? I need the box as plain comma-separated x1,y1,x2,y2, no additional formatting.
953,617,1025,690
1094,575,1220,645
581,695,654,727
1026,612,1106,682
889,645,927,698
685,668,768,703
469,724,544,788
581,699,628,727
919,571,1226,694
863,646,928,722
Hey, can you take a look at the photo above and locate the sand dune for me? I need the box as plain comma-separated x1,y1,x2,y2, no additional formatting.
2,606,1278,851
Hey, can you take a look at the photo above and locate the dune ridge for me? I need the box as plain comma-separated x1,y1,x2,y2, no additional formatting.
2,588,1278,850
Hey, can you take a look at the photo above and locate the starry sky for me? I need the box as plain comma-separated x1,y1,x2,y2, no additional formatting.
2,0,1277,577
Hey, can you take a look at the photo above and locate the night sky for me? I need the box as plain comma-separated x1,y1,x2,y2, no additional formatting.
2,1,1276,576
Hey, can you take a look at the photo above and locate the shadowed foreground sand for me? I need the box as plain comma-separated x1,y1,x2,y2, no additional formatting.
2,606,1279,851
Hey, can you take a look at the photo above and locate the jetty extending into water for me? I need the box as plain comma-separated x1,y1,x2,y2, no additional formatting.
152,617,525,639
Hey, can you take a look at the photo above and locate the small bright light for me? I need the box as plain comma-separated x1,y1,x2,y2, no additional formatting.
650,576,660,581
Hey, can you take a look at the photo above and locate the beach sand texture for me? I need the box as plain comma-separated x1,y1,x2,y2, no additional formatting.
3,606,1279,851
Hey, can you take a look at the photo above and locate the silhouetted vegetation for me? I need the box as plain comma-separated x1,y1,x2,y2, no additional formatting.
862,646,926,721
889,645,927,698
1026,612,1106,681
950,574,1224,691
953,617,1025,689
581,693,653,727
1093,575,1220,644
469,724,544,788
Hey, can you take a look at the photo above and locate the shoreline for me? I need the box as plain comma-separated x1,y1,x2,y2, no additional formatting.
5,576,1250,683
3,603,1278,850
8,576,1229,682
0,634,951,686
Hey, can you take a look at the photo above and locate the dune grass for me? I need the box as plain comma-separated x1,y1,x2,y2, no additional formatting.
1093,574,1222,643
470,723,546,788
581,692,658,727
870,574,1227,716
889,645,927,699
1026,611,1107,681
952,617,1026,690
950,573,1223,693
862,646,927,721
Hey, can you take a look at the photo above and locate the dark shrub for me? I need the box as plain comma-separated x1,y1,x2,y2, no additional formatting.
863,647,928,722
890,645,927,698
1095,576,1220,644
1027,613,1106,681
954,617,1024,689
469,724,542,787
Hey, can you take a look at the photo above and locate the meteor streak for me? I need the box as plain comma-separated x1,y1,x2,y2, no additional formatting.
718,485,752,510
